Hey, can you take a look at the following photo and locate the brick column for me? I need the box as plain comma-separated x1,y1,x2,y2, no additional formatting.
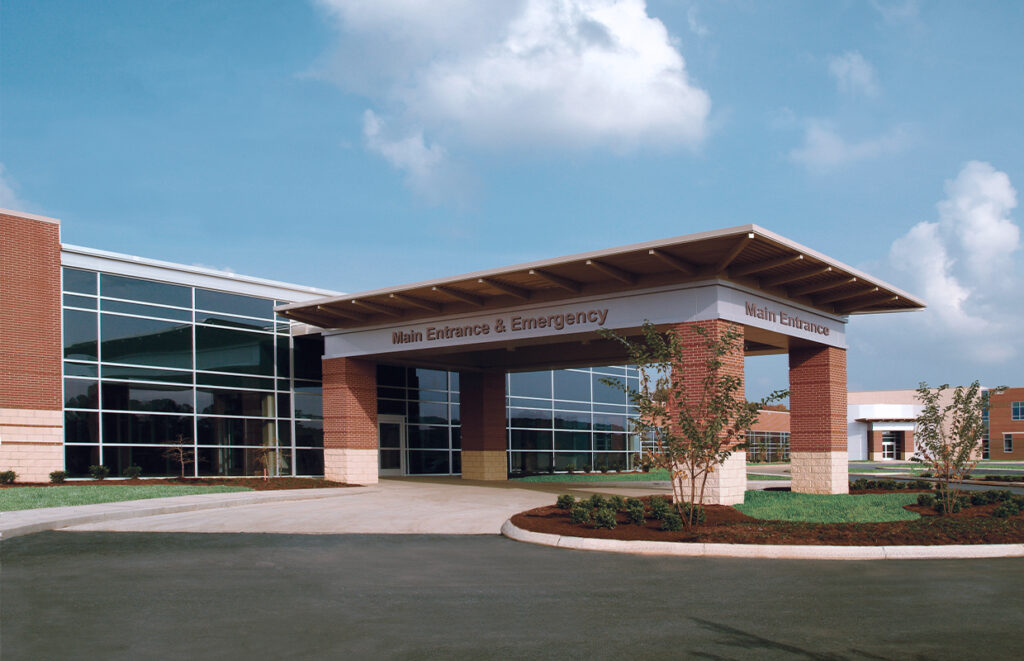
667,319,747,505
789,344,848,494
322,357,378,484
0,210,64,481
458,370,507,480
868,426,884,461
901,430,915,460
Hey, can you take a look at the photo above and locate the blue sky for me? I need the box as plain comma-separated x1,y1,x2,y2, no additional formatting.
2,1,1022,397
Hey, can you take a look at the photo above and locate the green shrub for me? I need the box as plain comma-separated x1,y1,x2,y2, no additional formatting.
570,504,592,525
910,479,932,490
123,465,142,479
850,478,869,490
566,464,575,475
660,513,683,531
49,470,67,484
88,465,110,480
649,496,671,520
957,495,972,509
991,490,1013,503
556,494,576,510
992,500,1021,518
919,471,932,478
681,502,706,525
587,494,607,509
608,495,626,511
627,503,646,526
916,493,936,507
970,491,990,506
592,507,617,529
934,498,961,514
598,463,609,474
0,470,17,485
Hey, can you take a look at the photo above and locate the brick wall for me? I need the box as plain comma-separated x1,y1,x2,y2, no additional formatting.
1,211,62,411
459,370,507,452
789,345,847,453
989,387,1024,460
322,357,377,450
754,409,790,433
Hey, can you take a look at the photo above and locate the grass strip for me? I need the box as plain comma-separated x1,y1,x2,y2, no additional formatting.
0,485,251,512
735,490,921,523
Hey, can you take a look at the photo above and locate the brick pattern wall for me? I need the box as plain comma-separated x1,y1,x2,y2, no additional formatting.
789,345,847,453
754,409,790,433
901,430,915,458
322,357,378,450
459,370,507,452
868,428,884,456
1,212,62,411
989,387,1024,460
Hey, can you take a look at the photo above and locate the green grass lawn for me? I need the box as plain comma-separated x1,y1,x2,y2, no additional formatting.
514,470,790,483
746,474,791,481
735,490,921,523
0,485,251,512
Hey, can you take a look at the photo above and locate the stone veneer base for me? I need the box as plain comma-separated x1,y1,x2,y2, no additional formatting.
324,448,378,485
461,450,508,481
0,408,63,482
791,451,849,494
673,451,746,506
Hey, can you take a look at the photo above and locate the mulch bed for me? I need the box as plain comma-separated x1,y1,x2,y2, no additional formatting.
511,494,1024,546
0,478,349,491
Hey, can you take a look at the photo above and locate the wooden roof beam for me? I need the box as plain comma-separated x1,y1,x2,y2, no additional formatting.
730,253,803,278
478,278,530,300
585,259,635,284
788,277,857,297
648,249,696,275
761,265,831,288
711,232,755,274
528,269,582,293
836,295,899,314
350,299,402,317
432,285,484,307
286,309,337,327
814,286,880,305
317,303,366,321
389,293,442,313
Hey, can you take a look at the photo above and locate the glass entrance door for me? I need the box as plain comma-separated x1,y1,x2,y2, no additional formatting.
378,415,406,476
881,431,897,460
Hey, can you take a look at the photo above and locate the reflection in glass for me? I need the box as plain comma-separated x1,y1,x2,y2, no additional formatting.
101,315,192,368
63,309,97,360
102,382,194,413
63,268,97,295
195,326,274,375
101,273,190,307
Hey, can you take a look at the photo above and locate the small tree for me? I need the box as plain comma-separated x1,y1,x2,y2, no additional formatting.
162,434,195,479
912,381,1002,514
601,321,786,527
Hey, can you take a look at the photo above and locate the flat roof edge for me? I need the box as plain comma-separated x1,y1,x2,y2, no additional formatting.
0,207,61,224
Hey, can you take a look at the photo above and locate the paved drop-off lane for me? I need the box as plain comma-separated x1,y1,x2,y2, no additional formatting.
3,531,1022,660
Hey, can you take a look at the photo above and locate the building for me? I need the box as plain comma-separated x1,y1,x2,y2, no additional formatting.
1,209,927,503
988,387,1024,460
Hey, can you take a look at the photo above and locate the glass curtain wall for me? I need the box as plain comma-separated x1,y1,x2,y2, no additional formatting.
745,431,791,463
61,267,324,477
376,366,461,475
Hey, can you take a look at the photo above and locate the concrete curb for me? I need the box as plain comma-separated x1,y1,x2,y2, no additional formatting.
500,519,1024,560
0,487,368,540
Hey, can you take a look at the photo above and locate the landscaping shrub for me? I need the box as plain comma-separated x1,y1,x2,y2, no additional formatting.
850,478,868,490
566,464,575,475
627,500,646,525
660,513,683,531
556,494,576,510
598,463,609,474
587,494,607,509
88,465,110,480
649,496,671,520
970,491,990,506
123,465,142,479
910,479,932,490
919,471,932,478
992,499,1022,518
917,493,936,507
956,495,971,509
991,490,1013,503
608,495,626,511
592,507,617,529
681,502,706,525
0,470,17,485
570,504,592,525
934,498,961,514
49,470,67,484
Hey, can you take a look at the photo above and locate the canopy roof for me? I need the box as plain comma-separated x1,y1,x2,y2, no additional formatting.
277,224,925,330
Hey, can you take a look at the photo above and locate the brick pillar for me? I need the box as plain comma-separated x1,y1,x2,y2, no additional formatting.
901,430,915,460
868,426,884,461
459,370,507,480
0,210,64,481
322,357,378,484
667,319,747,505
789,344,848,494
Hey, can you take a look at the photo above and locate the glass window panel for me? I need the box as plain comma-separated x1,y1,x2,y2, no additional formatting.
406,425,450,449
65,445,100,477
196,372,274,390
555,431,591,451
553,400,591,412
103,445,191,478
509,396,551,409
451,426,460,449
509,371,551,398
555,452,591,471
101,315,192,368
408,368,447,392
63,309,97,360
277,393,291,417
377,387,405,400
406,401,448,425
406,450,451,475
196,447,283,477
295,420,323,447
593,374,626,404
294,449,324,476
195,326,274,375
196,388,275,417
377,364,406,387
593,366,627,376
64,378,98,409
554,369,591,401
103,413,192,445
510,429,553,450
412,390,447,403
65,361,98,377
195,289,274,319
102,382,193,413
509,408,552,429
293,334,324,381
593,413,628,432
63,293,96,309
197,417,276,446
102,364,192,384
554,410,591,430
449,404,459,425
293,392,323,419
596,452,629,470
594,433,628,451
449,372,459,391
276,338,291,378
64,411,99,443
593,402,630,414
101,299,191,321
451,450,461,474
277,421,293,447
101,273,190,307
63,268,97,294
509,452,550,474
377,399,405,415
196,314,276,332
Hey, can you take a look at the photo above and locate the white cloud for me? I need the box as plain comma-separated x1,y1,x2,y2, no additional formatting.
885,161,1023,364
362,110,446,195
828,51,879,97
789,121,907,171
0,163,22,209
315,0,710,194
870,0,921,25
686,6,708,39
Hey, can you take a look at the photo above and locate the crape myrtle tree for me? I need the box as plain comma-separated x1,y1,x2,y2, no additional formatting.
600,321,786,528
913,381,1003,515
162,434,195,479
